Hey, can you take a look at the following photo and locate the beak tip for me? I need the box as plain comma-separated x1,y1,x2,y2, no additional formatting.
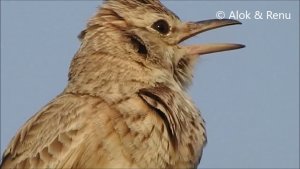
221,19,242,25
234,20,242,25
236,44,246,48
239,44,246,49
229,44,246,51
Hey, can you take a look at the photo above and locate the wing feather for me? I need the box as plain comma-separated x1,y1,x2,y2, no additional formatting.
0,93,108,168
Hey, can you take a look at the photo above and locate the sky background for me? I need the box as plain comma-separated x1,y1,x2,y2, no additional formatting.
1,0,299,168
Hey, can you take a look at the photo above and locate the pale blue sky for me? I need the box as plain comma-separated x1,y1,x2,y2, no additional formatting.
1,1,299,168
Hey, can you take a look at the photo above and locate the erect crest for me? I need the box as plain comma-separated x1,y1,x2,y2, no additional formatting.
104,0,180,20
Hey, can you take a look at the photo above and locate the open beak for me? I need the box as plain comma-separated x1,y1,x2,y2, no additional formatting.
178,19,245,56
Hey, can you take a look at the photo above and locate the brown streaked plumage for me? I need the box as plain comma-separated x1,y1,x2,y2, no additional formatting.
1,0,244,168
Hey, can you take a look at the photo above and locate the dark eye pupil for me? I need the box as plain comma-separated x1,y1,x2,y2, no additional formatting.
152,19,170,35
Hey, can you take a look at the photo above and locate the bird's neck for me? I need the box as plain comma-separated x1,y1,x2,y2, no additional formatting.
64,52,149,103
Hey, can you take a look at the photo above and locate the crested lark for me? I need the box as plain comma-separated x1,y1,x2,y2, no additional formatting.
1,0,244,168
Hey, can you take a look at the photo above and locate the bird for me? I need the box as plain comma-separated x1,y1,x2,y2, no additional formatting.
1,0,244,168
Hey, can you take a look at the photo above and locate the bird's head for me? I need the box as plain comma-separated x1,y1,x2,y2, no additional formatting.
68,0,244,95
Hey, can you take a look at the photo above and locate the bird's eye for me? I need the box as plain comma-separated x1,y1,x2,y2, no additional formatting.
152,19,170,35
